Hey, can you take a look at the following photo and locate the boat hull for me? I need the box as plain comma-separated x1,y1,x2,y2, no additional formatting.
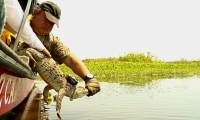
0,66,35,116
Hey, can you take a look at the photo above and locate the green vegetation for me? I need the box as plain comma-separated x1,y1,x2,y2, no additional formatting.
36,52,200,85
59,52,200,83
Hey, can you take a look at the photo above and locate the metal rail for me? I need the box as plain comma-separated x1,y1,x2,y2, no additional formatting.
12,0,32,51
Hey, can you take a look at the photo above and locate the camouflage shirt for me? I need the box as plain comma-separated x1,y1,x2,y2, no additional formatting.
36,33,71,64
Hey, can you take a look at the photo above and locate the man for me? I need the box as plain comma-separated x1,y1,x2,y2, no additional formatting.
21,1,100,96
0,0,51,57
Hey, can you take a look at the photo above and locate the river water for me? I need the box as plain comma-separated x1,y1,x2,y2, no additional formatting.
35,76,200,120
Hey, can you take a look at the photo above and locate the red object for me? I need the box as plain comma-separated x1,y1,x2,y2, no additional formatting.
0,66,35,115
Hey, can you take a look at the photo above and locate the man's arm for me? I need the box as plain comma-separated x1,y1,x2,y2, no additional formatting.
63,54,89,79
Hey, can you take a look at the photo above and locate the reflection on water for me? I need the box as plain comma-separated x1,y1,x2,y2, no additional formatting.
35,76,200,120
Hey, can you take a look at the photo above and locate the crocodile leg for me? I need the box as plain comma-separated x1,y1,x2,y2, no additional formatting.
43,85,53,103
56,88,66,120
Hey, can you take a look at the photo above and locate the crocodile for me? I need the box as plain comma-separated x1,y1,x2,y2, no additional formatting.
25,48,88,120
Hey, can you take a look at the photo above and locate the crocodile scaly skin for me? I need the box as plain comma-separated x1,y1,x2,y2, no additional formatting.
25,48,88,120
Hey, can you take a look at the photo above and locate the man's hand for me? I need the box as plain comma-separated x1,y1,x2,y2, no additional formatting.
42,48,52,58
85,78,101,96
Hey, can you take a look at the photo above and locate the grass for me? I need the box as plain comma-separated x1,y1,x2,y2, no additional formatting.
58,52,200,82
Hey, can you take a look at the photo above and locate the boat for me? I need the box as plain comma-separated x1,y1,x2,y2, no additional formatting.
0,0,39,116
0,39,37,116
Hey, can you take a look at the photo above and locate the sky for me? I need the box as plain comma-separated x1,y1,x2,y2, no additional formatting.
39,0,200,61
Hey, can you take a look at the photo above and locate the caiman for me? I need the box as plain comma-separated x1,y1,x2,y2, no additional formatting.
25,48,88,120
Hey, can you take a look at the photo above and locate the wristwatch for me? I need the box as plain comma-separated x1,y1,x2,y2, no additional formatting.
84,73,94,81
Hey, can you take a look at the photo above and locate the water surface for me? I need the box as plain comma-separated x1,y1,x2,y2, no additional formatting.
36,76,200,120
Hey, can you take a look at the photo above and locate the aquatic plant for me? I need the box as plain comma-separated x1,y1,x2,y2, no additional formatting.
36,52,200,83
59,52,200,81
